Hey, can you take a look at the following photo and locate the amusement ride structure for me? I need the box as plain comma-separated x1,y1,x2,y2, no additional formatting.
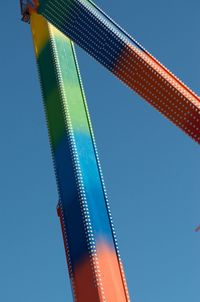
20,0,200,301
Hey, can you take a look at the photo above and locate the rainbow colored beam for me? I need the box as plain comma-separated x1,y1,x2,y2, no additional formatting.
30,13,129,301
29,0,200,143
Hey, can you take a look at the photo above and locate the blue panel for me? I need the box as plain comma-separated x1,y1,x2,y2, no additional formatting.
54,131,115,267
54,135,89,268
39,0,125,70
74,131,115,245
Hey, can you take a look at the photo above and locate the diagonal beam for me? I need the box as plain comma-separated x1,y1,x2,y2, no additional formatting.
33,0,200,143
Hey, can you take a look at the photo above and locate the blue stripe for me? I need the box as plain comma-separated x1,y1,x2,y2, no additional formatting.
54,133,115,268
54,135,89,268
40,0,125,70
74,131,114,244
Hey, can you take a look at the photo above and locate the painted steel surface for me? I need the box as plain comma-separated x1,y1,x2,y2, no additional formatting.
30,13,129,301
34,0,200,143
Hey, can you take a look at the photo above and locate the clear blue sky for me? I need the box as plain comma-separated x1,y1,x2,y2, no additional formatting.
0,1,200,301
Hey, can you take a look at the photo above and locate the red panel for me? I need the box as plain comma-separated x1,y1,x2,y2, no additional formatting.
58,207,129,301
114,44,200,143
73,242,129,301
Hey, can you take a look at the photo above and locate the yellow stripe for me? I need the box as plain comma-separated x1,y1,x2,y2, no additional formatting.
30,13,50,57
49,23,69,40
30,13,71,57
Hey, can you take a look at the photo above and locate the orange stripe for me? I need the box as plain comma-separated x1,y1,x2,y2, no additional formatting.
74,255,102,301
73,242,129,301
96,242,129,301
114,44,200,143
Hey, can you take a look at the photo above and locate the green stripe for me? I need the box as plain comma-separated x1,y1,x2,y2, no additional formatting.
37,38,66,149
52,36,91,134
38,0,75,20
37,40,58,94
44,88,67,149
36,24,92,150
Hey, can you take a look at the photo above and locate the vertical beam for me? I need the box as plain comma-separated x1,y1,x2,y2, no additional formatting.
30,13,130,301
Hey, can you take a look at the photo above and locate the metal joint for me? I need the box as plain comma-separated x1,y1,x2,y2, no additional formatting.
20,0,39,22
